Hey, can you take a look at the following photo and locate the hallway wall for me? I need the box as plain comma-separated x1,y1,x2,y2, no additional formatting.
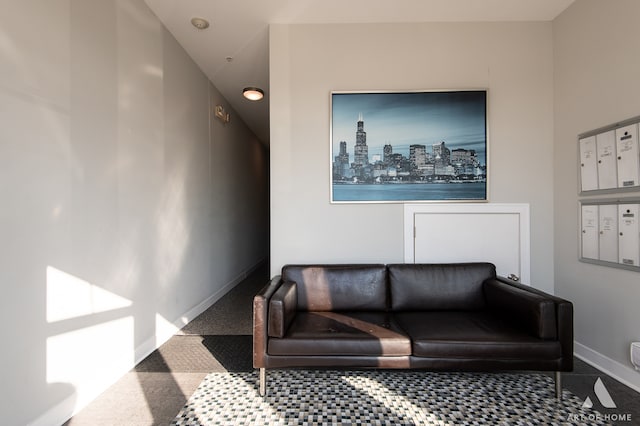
0,1,268,424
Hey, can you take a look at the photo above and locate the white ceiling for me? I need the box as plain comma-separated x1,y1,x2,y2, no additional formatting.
144,0,575,145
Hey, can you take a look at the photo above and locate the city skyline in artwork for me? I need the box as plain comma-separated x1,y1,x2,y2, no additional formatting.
330,90,488,202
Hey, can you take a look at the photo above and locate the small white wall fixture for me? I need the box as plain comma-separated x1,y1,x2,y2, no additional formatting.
404,203,531,284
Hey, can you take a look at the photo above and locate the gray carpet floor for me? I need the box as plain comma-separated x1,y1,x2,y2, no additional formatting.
66,264,640,425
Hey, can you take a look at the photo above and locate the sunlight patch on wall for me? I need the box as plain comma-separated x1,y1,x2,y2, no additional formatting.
46,266,132,323
46,316,134,411
155,313,183,347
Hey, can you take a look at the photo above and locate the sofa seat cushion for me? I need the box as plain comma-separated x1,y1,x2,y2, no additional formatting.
395,311,561,359
268,312,411,356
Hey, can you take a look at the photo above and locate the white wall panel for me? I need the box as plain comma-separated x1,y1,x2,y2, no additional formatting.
405,203,530,284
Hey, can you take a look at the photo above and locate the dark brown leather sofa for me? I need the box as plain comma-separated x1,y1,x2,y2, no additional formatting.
253,263,573,398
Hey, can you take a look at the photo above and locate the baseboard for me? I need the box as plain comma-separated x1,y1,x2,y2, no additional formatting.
29,257,267,426
574,341,640,394
29,393,77,426
134,257,267,362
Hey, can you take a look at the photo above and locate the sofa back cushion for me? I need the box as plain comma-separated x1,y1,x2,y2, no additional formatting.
388,263,496,311
281,264,387,311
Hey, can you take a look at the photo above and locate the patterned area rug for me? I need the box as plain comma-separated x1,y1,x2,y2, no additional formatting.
172,370,608,425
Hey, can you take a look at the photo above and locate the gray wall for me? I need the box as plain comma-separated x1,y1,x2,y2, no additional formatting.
0,1,268,424
269,22,555,292
553,0,640,390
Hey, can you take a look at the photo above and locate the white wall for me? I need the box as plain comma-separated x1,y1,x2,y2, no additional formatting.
0,1,268,424
270,22,555,292
553,0,640,389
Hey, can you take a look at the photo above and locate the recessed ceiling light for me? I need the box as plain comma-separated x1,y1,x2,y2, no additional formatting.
190,17,210,30
243,87,264,101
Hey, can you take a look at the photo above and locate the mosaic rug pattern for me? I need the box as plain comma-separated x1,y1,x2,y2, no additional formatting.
172,370,608,425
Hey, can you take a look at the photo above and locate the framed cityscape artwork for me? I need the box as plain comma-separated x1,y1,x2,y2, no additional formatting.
330,90,488,203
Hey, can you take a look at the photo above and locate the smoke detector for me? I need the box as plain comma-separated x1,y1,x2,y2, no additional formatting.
190,17,210,30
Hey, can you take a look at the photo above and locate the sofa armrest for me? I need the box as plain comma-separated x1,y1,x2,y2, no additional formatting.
268,281,297,338
253,275,283,368
483,277,574,370
484,278,558,339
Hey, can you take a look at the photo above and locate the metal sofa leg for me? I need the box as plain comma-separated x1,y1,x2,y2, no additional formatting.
259,368,267,397
555,371,562,400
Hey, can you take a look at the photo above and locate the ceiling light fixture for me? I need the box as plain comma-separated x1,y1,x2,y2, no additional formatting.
243,87,264,101
190,17,210,30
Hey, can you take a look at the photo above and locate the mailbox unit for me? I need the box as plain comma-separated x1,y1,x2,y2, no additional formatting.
579,116,640,272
